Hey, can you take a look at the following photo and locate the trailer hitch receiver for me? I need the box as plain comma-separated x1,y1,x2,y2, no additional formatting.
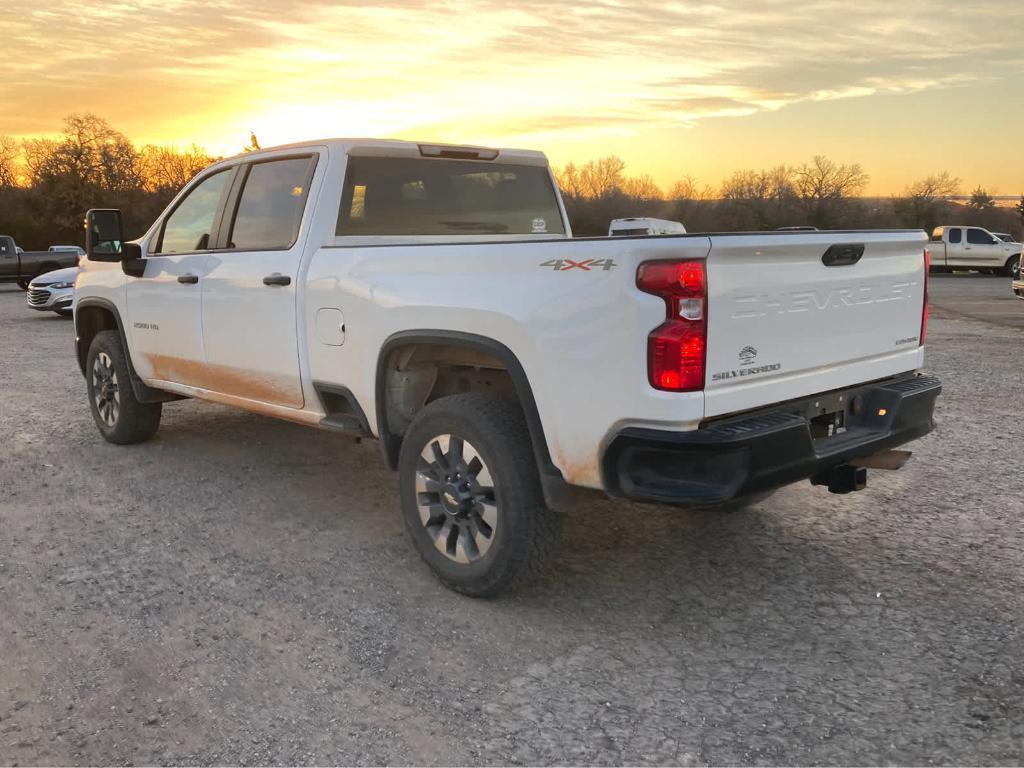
811,464,867,495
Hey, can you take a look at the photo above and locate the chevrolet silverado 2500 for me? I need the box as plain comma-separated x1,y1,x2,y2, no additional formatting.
74,138,941,596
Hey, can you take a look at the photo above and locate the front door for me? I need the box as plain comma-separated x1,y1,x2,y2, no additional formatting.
964,227,1001,268
0,238,16,280
126,168,234,386
200,155,318,409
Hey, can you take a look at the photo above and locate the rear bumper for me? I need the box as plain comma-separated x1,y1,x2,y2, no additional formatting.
602,374,941,505
1013,280,1024,299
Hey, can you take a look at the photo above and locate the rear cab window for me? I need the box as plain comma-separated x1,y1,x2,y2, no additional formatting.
948,228,962,244
336,156,565,237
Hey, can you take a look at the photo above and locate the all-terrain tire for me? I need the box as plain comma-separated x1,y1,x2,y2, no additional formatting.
86,330,162,444
398,393,562,597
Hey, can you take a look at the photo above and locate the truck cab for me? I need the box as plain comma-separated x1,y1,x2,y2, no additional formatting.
930,226,1021,277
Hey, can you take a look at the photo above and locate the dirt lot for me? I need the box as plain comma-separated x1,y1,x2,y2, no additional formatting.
1,279,1022,765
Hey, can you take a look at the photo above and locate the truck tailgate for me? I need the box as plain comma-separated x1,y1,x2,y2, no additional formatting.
703,231,927,418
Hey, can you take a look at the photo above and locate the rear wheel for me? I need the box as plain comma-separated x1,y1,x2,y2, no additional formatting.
86,330,161,444
398,393,562,597
1005,255,1021,279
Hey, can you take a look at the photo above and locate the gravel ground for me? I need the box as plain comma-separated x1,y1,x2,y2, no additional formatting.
1,282,1022,765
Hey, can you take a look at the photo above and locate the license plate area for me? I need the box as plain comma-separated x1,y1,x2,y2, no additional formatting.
806,392,849,441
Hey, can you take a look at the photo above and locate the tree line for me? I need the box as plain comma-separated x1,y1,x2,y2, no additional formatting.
0,114,219,249
555,156,1024,237
1,114,1022,247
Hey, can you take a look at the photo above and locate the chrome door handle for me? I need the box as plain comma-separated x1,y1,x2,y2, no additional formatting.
177,274,199,284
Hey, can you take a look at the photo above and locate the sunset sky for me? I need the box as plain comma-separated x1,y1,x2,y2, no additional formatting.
3,0,1023,195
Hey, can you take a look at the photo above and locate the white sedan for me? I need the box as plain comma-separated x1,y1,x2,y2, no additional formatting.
27,266,77,317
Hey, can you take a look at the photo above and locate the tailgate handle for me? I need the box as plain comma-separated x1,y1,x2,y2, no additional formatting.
822,243,864,267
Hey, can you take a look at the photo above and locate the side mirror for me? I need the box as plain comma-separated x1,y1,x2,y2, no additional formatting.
85,209,125,262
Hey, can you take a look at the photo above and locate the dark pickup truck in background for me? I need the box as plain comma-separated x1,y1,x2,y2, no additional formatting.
0,235,79,289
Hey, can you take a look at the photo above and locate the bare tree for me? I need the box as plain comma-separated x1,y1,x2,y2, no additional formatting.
718,165,797,229
578,156,627,199
554,162,584,199
667,176,713,202
620,174,663,201
140,144,217,194
793,156,868,227
892,172,961,230
0,136,18,187
24,114,142,191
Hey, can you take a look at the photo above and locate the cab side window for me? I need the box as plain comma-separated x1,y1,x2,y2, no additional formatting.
226,156,316,251
948,228,962,244
966,228,993,245
154,170,232,254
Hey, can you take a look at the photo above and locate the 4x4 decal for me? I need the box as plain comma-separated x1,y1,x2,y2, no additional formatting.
539,259,617,272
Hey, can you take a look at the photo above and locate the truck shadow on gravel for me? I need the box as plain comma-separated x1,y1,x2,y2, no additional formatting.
141,402,928,610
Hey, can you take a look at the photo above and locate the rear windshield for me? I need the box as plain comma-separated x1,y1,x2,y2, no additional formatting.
336,156,565,236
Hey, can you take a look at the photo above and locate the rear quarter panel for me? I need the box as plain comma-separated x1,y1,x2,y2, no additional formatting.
305,236,711,488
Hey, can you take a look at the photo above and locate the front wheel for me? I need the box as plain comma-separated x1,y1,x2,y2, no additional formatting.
1005,255,1021,279
86,330,162,444
398,393,562,597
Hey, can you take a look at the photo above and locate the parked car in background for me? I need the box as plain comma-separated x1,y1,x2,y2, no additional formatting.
992,232,1019,244
49,245,85,257
27,266,77,317
73,137,939,596
929,226,1020,278
776,226,819,231
0,235,80,289
609,217,686,236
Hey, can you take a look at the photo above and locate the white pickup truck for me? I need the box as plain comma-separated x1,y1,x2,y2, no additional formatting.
74,138,941,596
929,225,1020,278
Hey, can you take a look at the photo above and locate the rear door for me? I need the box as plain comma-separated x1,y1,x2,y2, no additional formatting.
199,154,319,408
702,232,927,417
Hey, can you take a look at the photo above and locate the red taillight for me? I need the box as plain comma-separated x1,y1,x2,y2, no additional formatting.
921,248,929,346
637,259,707,392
